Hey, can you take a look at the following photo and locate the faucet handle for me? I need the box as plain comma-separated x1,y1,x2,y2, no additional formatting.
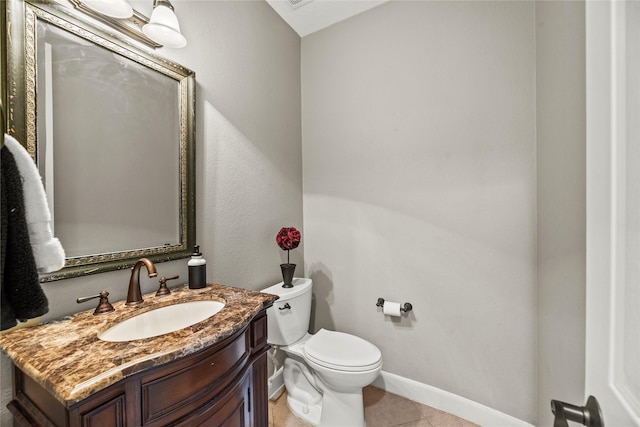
77,291,115,315
156,275,180,297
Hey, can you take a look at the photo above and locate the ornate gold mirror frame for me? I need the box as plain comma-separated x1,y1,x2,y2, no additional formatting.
1,0,196,281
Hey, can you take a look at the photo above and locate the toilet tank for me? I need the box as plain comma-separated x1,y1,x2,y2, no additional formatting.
261,278,312,346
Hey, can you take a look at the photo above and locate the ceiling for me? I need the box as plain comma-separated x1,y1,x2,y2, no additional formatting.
264,0,389,37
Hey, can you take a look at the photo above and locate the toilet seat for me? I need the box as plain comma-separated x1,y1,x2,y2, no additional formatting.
303,329,382,372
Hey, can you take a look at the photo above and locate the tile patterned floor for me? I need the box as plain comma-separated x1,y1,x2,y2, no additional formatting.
268,385,479,427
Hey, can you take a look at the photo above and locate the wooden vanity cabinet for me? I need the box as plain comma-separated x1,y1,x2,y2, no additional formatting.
8,309,270,427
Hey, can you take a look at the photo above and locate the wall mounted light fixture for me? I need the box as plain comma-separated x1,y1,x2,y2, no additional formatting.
142,0,186,48
69,0,186,49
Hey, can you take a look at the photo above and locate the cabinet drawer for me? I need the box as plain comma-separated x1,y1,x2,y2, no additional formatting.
174,368,252,427
141,329,250,424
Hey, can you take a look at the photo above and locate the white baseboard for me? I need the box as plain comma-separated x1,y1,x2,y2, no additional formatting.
372,371,534,427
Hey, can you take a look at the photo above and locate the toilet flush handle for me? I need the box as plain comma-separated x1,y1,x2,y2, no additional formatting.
279,303,291,311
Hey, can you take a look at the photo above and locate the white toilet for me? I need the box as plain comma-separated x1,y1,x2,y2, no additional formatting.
261,278,382,427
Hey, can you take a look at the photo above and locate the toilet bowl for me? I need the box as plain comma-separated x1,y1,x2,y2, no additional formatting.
261,278,382,427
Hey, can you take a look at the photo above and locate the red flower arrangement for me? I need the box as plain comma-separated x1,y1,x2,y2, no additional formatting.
276,227,301,264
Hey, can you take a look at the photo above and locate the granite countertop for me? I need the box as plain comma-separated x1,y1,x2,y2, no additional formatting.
0,283,278,406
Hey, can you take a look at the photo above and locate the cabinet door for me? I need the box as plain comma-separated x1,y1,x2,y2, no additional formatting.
68,382,131,427
251,350,269,427
77,394,126,427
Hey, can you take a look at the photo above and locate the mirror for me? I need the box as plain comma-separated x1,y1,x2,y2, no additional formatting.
2,0,196,281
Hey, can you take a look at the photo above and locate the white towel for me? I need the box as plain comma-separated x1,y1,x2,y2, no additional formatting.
4,134,66,274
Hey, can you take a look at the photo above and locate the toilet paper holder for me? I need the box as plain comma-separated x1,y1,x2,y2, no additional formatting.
376,298,412,313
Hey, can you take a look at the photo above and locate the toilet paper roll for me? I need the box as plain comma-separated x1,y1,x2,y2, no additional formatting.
383,301,402,317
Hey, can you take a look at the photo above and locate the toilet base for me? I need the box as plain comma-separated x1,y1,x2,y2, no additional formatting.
287,393,322,426
286,385,367,427
319,387,366,427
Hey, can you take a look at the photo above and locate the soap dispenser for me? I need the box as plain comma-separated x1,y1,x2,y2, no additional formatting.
188,245,207,289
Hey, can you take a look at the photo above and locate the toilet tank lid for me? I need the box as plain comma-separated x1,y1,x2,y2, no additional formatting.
260,277,312,300
304,329,382,369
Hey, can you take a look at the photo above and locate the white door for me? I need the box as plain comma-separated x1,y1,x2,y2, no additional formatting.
586,1,640,426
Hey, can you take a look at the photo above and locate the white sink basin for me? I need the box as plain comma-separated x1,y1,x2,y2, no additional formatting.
98,300,225,342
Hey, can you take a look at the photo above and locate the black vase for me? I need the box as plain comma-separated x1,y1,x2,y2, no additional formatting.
280,263,296,288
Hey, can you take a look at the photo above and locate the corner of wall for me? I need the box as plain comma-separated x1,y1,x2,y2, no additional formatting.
535,1,587,425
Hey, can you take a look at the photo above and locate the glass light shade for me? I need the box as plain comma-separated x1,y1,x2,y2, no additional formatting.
142,4,187,48
82,0,133,19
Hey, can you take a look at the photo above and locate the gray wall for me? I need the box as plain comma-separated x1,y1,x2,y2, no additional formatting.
1,1,589,425
0,1,301,424
535,1,586,425
302,1,538,422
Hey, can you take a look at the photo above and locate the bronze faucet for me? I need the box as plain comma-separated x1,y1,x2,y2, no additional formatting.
125,258,158,306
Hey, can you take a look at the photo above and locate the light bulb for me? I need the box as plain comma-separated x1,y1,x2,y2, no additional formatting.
82,0,133,19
